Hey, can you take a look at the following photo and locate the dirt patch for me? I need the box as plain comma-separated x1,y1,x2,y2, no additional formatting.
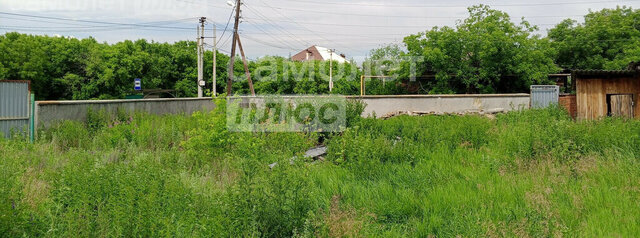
182,160,239,195
525,188,553,215
20,167,50,210
574,156,599,176
485,219,531,238
322,195,375,238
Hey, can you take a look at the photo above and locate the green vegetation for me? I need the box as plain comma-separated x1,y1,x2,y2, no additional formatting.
0,34,358,100
0,33,360,100
1,100,639,237
3,6,640,98
401,5,559,94
549,6,640,70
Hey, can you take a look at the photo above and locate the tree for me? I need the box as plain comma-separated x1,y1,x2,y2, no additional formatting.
549,6,640,70
402,5,558,94
361,44,408,95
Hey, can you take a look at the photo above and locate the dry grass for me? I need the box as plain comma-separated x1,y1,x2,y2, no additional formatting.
484,219,531,238
20,167,50,210
322,195,375,238
180,160,240,197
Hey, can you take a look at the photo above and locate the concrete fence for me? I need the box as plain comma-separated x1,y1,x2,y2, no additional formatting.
36,98,216,129
35,94,530,129
354,94,530,117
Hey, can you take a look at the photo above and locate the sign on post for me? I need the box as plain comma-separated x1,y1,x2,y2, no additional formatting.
134,78,142,91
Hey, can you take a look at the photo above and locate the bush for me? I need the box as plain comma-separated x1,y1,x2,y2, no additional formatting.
346,99,367,127
223,160,318,237
181,97,231,165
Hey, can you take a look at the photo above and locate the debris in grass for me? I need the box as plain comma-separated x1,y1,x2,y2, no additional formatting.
269,145,328,169
381,108,505,119
305,146,328,159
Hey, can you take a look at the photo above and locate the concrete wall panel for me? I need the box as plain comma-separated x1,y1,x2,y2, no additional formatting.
35,95,530,129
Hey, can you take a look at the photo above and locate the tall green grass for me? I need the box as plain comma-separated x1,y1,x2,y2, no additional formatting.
1,104,639,237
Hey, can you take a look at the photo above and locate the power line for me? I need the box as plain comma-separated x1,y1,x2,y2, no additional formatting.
240,33,299,51
0,12,200,30
244,14,588,22
243,21,300,51
173,0,229,10
204,42,255,60
0,26,194,33
0,15,198,30
259,0,640,8
239,31,404,40
218,31,234,50
246,0,640,19
215,7,236,47
243,3,311,48
254,0,363,54
243,16,572,29
242,31,407,37
0,18,196,30
0,15,121,27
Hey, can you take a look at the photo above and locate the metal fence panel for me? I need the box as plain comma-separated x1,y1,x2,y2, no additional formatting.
530,85,560,109
0,81,30,138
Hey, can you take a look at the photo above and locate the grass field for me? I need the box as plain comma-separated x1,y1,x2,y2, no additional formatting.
1,101,639,237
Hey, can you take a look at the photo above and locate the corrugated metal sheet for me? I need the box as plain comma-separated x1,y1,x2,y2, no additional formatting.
531,85,559,109
573,70,637,77
0,119,29,138
0,81,30,138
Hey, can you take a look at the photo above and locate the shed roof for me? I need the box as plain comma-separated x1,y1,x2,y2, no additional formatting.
572,69,637,77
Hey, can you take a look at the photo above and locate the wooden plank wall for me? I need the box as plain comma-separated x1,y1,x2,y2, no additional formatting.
577,76,640,120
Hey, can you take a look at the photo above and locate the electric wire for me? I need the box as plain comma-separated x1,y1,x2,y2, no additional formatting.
243,3,311,48
0,12,199,30
262,0,640,8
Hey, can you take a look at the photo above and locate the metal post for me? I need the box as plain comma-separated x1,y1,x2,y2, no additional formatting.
29,93,34,143
196,25,202,97
197,17,206,98
213,24,217,97
360,75,364,96
329,49,333,92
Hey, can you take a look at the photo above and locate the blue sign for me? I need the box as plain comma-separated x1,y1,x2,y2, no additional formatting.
134,78,142,91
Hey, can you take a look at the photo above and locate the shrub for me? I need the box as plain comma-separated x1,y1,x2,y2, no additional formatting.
86,107,109,132
222,159,318,237
181,97,231,164
346,99,367,128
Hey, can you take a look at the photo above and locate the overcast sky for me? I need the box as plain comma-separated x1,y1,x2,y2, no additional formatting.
1,0,639,61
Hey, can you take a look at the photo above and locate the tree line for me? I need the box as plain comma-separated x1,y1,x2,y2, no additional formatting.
1,5,639,99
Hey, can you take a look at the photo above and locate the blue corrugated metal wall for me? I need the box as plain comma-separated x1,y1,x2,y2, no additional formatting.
0,81,30,138
530,85,560,109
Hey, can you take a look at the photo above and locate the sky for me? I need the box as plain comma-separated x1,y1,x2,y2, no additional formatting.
1,0,640,62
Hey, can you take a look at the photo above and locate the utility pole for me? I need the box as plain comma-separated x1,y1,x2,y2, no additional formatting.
329,49,334,92
237,36,255,95
196,25,201,97
213,24,217,97
227,0,255,96
197,17,206,98
228,0,241,95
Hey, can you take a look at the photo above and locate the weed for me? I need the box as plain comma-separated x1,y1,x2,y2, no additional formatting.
2,106,640,237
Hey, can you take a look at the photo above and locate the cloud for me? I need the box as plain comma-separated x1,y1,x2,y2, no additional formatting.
1,0,639,59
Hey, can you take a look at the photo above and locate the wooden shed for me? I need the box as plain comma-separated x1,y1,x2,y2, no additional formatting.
573,69,640,120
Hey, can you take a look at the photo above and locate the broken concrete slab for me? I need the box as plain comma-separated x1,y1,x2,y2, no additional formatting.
269,145,328,169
